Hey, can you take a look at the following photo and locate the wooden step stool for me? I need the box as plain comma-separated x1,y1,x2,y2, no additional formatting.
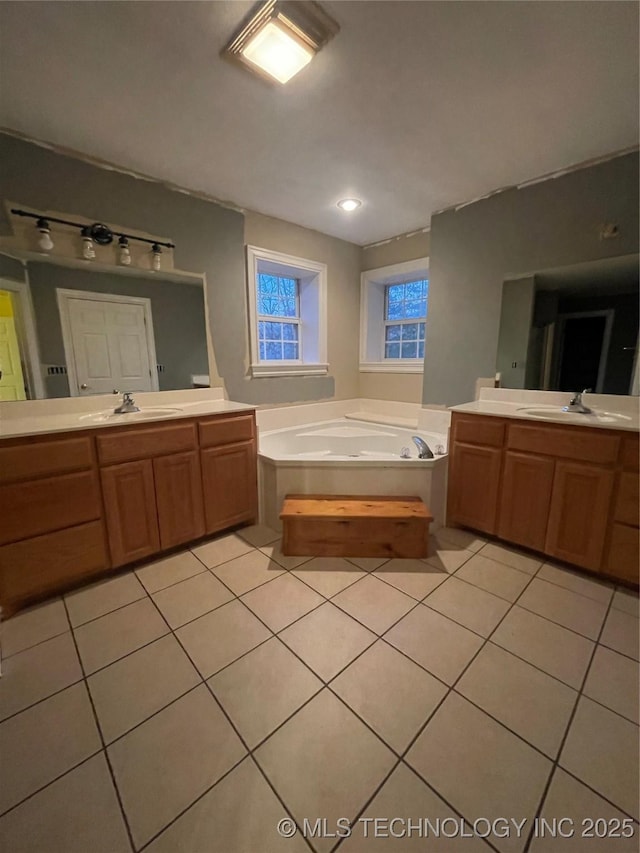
280,494,432,558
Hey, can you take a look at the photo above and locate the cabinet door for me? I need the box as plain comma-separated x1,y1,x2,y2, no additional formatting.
604,523,639,585
498,452,555,551
101,460,160,567
545,461,614,571
154,451,205,550
447,442,502,534
201,441,257,535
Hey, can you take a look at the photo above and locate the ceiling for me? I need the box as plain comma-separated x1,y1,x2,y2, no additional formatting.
536,254,640,297
0,1,638,245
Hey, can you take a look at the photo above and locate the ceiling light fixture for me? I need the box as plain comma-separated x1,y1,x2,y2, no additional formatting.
223,0,339,85
337,198,362,212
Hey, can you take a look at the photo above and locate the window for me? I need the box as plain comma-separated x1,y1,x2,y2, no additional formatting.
257,274,300,360
384,280,427,360
246,246,328,377
360,257,429,372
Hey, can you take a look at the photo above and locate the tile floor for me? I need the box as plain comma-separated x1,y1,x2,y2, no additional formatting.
0,525,638,853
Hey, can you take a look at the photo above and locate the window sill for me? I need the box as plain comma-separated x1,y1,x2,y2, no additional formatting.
251,362,329,378
359,361,424,374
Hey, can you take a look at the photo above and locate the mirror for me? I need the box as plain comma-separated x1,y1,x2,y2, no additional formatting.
0,254,209,401
496,254,639,396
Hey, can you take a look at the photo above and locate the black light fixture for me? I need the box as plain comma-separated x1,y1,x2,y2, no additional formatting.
223,0,339,84
11,209,175,262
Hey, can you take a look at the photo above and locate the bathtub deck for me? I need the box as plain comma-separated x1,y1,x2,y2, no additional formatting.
280,494,432,558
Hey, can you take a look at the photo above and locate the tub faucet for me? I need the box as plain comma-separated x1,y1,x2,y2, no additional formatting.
114,392,140,414
563,388,593,415
412,436,434,459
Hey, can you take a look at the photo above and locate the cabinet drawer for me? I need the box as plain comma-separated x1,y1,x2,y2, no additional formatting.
451,415,505,448
0,521,109,615
614,472,639,527
199,414,255,448
0,470,102,545
604,523,639,585
508,423,619,464
0,435,94,485
97,422,197,465
620,434,639,471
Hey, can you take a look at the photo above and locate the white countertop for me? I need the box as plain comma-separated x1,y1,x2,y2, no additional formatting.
0,398,256,439
450,396,639,432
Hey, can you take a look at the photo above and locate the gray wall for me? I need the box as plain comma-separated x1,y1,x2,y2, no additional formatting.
0,253,25,282
0,133,345,404
423,152,640,405
495,276,535,389
27,262,208,398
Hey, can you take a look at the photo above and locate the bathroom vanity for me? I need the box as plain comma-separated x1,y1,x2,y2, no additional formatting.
0,407,258,615
447,406,639,586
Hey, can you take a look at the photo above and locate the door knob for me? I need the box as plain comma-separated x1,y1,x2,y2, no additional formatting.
80,383,88,390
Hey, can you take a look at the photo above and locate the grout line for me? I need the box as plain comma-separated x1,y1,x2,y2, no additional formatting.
521,591,619,853
2,539,637,850
60,598,136,852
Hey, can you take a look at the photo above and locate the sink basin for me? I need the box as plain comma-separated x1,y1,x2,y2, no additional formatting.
516,406,632,424
79,407,183,424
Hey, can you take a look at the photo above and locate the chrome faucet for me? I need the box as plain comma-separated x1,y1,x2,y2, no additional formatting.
412,435,434,459
113,392,140,414
563,388,593,415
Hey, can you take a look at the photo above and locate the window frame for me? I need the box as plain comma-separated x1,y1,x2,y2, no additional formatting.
359,257,429,373
246,245,328,377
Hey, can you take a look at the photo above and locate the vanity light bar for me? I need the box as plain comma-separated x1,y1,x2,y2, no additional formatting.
10,209,175,250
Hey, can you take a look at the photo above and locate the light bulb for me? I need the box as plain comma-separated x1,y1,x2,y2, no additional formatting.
83,239,96,260
36,218,53,251
151,244,162,271
337,198,362,212
118,237,131,266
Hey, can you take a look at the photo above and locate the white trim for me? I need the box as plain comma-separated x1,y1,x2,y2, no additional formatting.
360,361,424,374
246,245,327,378
56,288,160,396
251,362,329,377
0,273,46,399
360,256,428,370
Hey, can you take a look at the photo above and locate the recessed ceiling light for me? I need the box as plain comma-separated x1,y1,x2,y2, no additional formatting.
337,198,362,212
224,1,339,85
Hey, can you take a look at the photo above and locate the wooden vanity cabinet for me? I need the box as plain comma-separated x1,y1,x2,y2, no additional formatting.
448,412,638,584
498,451,555,551
154,451,205,550
100,459,161,567
0,433,110,611
199,414,258,534
447,415,504,534
0,409,258,614
603,433,639,584
97,421,208,566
